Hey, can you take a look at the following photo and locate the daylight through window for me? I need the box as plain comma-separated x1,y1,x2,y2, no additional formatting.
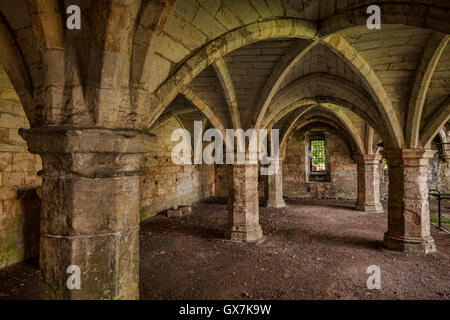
310,139,326,172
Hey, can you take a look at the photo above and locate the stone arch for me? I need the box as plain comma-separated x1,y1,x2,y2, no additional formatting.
25,0,66,125
406,33,449,148
438,128,448,145
278,105,365,156
24,0,143,127
319,2,449,37
252,39,318,129
262,73,383,134
0,15,36,127
145,18,317,128
280,117,355,158
419,96,450,147
321,34,404,148
182,88,227,138
149,106,197,130
212,58,241,129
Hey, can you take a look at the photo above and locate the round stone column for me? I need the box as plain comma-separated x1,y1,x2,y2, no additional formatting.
20,127,154,299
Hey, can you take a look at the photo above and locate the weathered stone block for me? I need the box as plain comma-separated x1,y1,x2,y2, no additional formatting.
167,209,183,218
181,206,192,215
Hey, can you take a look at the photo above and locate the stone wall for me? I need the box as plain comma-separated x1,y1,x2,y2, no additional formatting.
438,158,450,193
283,128,357,200
428,149,441,191
140,118,215,220
427,143,450,193
0,66,42,268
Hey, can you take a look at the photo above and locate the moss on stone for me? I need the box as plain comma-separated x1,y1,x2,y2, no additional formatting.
0,212,24,268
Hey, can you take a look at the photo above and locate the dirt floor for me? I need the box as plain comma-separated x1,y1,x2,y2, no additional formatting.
0,199,449,300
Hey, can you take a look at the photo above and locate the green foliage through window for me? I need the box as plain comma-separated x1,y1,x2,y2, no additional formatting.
310,139,326,172
383,158,388,170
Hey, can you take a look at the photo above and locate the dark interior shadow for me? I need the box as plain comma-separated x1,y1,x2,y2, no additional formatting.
18,188,41,268
202,197,228,204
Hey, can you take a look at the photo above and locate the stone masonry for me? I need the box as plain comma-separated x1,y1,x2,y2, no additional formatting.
0,0,448,300
355,154,384,213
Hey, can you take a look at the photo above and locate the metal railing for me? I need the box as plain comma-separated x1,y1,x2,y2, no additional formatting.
429,189,450,231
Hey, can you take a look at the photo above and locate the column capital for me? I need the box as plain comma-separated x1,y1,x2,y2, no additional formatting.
19,126,155,179
19,126,155,154
381,149,435,167
354,153,382,164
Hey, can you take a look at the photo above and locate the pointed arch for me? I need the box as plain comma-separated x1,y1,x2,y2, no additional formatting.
420,96,450,147
262,73,382,134
253,39,318,129
406,32,449,148
319,3,450,37
145,19,317,128
277,104,366,156
182,88,226,138
321,34,404,148
0,14,36,126
212,58,241,129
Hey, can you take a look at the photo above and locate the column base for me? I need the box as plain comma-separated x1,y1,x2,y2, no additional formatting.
224,225,263,242
265,199,286,208
355,202,384,213
384,233,436,254
39,228,139,300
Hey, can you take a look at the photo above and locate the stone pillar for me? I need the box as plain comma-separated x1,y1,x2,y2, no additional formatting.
355,154,383,213
225,161,262,242
20,127,154,299
264,159,286,208
382,149,436,254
